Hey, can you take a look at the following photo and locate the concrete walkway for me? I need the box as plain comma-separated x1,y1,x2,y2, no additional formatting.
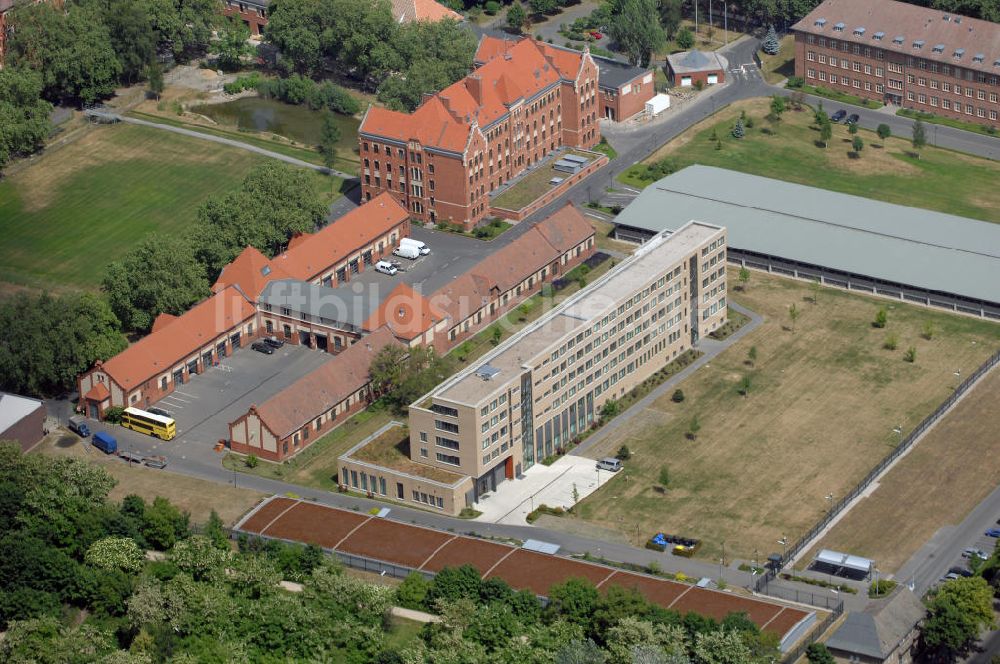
575,301,762,457
83,109,358,180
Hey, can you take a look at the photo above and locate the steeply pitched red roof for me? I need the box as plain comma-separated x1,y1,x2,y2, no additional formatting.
252,327,403,439
390,0,462,23
100,287,257,391
364,282,446,340
212,246,294,299
272,192,408,281
532,202,595,253
360,37,585,152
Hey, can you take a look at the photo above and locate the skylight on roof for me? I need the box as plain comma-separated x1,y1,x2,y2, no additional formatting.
873,31,885,40
913,40,925,49
853,27,865,36
954,48,965,58
834,21,845,31
973,53,985,63
261,265,272,276
893,35,904,44
814,18,827,27
933,44,945,52
994,59,1000,67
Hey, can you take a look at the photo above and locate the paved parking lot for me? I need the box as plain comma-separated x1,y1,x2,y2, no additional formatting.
80,344,331,472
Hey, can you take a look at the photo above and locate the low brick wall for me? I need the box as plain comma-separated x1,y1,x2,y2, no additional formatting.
490,153,608,222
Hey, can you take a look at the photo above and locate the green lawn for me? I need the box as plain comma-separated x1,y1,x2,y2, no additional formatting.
759,35,795,85
492,150,598,211
618,97,1000,223
897,107,1000,138
0,123,342,291
796,83,883,109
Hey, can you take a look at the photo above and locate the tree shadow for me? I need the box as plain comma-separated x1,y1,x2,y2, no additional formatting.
847,151,860,159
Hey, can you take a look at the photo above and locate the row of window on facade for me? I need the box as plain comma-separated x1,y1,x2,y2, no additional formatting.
805,36,1000,83
807,52,1000,96
341,467,446,509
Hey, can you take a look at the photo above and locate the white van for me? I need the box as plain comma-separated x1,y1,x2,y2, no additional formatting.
393,244,421,260
400,238,430,255
596,458,622,472
375,260,397,275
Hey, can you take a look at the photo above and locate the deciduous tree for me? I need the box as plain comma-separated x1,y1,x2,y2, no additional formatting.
607,0,665,67
659,0,683,39
921,577,995,658
318,112,341,168
103,233,210,333
676,27,694,50
213,17,254,72
0,67,52,170
507,2,527,33
912,117,927,157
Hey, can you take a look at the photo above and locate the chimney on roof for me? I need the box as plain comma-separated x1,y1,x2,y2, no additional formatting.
467,74,483,105
504,51,512,60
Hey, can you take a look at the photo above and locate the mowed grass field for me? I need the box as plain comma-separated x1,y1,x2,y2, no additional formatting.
576,268,1000,562
0,123,340,292
802,366,1000,573
618,98,1000,224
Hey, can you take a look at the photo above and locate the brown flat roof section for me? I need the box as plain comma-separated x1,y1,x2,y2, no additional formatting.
419,537,514,575
763,607,811,636
671,587,787,625
239,497,298,534
600,571,689,607
336,518,455,569
485,549,613,596
257,501,371,550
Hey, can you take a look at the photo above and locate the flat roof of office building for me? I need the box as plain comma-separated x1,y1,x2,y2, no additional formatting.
431,222,723,406
613,165,1000,305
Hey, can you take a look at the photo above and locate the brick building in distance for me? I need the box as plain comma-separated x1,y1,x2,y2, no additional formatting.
222,0,461,36
793,0,1000,127
358,36,602,229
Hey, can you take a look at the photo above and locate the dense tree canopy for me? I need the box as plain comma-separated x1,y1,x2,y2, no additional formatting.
608,0,665,67
921,576,996,658
0,67,52,170
0,292,127,397
102,233,210,333
193,162,328,279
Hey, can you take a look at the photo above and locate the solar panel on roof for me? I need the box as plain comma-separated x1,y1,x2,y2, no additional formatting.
522,539,560,554
563,154,589,164
475,364,501,380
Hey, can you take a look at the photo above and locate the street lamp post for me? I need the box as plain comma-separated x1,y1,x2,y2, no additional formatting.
720,541,726,582
778,536,788,567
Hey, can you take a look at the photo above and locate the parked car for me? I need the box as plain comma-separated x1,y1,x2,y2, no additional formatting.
963,548,989,560
948,566,973,577
92,431,117,455
985,528,1000,537
251,341,275,355
263,336,285,349
830,109,847,122
596,458,623,472
943,572,961,581
144,455,168,469
591,31,603,39
118,451,145,465
375,260,398,276
399,238,430,255
67,415,91,437
147,407,171,418
847,113,860,124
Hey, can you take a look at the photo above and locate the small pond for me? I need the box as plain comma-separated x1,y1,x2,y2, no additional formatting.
191,96,359,152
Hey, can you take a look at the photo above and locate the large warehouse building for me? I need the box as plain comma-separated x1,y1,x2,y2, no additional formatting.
613,165,1000,319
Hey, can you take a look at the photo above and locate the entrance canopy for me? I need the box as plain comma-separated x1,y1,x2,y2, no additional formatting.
813,549,874,578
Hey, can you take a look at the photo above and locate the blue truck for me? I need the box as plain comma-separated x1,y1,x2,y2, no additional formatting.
68,415,91,437
92,431,117,455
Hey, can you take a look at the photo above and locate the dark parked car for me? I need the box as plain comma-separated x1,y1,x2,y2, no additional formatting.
830,109,847,122
144,455,168,469
147,407,171,418
263,336,285,349
847,113,860,124
251,341,275,355
986,528,1000,537
948,566,973,577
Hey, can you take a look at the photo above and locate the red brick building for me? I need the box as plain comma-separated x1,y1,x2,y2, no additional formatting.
665,50,727,88
0,392,46,452
793,0,1000,127
358,36,601,229
595,56,655,121
222,0,461,36
222,0,268,35
228,326,401,462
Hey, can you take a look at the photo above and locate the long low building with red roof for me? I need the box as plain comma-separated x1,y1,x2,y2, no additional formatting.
228,327,403,461
359,36,602,229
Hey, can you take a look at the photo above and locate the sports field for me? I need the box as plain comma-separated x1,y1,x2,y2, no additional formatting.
618,98,1000,224
576,268,1000,562
802,365,1000,573
0,123,341,291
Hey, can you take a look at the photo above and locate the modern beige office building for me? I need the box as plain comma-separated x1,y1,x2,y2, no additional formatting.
338,221,728,513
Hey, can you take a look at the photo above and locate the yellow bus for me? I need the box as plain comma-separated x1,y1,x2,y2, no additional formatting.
121,407,176,440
